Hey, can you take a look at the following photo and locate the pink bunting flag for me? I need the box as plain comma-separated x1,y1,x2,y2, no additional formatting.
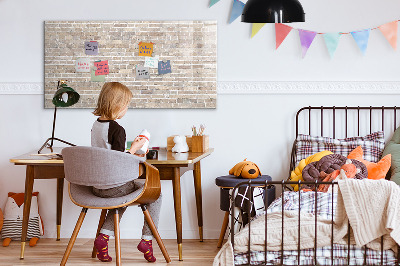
378,21,398,50
275,23,293,49
298,29,317,58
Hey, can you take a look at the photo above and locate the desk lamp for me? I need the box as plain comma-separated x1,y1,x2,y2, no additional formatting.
241,0,305,23
38,80,80,154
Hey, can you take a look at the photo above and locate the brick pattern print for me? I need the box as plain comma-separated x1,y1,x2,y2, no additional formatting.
44,21,217,109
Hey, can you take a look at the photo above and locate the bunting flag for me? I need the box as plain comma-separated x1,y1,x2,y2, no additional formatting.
229,0,245,24
209,0,220,7
298,29,317,58
251,23,266,38
323,33,341,58
275,23,293,49
378,21,398,50
351,29,370,55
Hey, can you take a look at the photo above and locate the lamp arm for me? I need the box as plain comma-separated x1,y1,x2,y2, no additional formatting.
50,106,57,148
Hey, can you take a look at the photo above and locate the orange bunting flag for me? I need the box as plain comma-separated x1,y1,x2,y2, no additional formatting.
275,23,293,49
378,21,398,50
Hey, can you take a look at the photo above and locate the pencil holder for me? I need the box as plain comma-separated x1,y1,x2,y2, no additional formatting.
191,135,209,153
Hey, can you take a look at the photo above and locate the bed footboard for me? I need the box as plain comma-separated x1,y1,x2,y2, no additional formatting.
230,180,400,266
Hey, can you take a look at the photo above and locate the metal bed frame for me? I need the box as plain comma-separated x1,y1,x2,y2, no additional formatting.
230,106,400,266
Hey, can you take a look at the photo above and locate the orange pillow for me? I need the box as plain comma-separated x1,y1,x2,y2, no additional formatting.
347,146,391,180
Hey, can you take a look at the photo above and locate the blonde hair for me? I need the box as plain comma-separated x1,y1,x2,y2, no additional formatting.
93,82,133,120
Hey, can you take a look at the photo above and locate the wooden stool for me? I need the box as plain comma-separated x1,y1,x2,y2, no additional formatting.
215,175,275,248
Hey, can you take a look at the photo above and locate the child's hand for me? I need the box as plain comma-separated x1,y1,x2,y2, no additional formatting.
134,148,149,157
128,137,147,155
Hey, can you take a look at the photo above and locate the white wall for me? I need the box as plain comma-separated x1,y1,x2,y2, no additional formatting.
1,0,400,239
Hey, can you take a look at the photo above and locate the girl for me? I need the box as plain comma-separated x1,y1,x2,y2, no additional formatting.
91,82,161,263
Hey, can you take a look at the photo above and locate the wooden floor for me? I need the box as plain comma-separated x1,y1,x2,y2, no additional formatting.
0,239,221,265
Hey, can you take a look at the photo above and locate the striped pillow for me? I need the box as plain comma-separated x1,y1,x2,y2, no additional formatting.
294,131,385,166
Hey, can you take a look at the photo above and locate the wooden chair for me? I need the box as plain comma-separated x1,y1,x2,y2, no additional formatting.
60,146,171,265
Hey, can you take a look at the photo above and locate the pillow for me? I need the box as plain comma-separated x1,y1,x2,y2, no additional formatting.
348,146,391,180
289,150,333,191
295,131,385,166
302,154,368,190
382,126,400,184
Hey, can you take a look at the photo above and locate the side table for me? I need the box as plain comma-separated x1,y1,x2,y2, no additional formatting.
215,175,275,248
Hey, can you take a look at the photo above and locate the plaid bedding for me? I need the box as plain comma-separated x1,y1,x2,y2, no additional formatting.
234,191,397,265
294,131,385,166
234,244,397,265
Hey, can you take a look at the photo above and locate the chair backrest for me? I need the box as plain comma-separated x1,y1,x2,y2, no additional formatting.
62,146,145,187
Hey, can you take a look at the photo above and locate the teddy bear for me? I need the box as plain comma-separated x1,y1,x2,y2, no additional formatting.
229,159,261,179
1,192,44,247
172,135,189,153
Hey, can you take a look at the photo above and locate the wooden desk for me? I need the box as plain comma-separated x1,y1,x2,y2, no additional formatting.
10,147,213,261
9,148,64,259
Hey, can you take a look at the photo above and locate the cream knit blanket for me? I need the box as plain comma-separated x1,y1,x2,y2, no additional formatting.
213,179,400,266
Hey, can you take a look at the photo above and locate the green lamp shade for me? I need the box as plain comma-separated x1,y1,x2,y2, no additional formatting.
52,84,80,107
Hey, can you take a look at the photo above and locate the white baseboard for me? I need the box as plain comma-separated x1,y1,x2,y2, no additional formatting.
1,81,400,95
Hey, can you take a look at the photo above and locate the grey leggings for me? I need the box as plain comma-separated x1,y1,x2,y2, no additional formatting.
92,180,162,240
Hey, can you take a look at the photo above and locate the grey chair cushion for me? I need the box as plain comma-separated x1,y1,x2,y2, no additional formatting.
69,180,145,208
62,146,145,188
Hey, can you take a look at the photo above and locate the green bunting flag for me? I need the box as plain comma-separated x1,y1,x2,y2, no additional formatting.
209,0,220,8
323,33,341,58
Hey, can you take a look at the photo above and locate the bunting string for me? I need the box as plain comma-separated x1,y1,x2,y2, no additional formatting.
286,20,400,35
209,0,399,58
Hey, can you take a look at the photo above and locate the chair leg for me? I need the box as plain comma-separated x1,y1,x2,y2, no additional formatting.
217,211,230,248
141,205,171,263
114,209,121,266
60,208,88,266
92,209,108,258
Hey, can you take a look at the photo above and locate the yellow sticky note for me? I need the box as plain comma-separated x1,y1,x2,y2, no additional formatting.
138,42,154,57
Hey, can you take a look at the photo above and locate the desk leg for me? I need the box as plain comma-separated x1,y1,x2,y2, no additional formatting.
172,167,183,261
20,165,35,259
193,161,203,242
56,178,64,241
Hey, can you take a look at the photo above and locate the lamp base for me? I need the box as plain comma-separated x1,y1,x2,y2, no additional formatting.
38,137,75,154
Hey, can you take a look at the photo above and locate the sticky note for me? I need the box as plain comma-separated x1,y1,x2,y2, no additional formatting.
85,41,99,55
158,60,172,75
91,68,105,82
138,42,154,57
94,60,109,76
75,58,91,72
144,55,159,68
136,65,150,79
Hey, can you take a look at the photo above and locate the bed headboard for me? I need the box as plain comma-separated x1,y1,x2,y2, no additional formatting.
295,106,400,138
290,106,400,178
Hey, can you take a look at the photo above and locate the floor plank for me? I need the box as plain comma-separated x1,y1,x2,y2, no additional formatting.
0,239,221,265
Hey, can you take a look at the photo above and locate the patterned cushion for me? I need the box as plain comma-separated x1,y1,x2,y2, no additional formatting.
295,131,385,166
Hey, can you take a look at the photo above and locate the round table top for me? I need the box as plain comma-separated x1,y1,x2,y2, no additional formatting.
215,175,272,188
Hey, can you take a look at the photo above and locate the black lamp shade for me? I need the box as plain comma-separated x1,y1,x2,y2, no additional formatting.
52,84,80,107
241,0,305,23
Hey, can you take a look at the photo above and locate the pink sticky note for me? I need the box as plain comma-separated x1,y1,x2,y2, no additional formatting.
94,60,109,76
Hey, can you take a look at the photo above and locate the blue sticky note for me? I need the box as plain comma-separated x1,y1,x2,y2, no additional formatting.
158,60,172,75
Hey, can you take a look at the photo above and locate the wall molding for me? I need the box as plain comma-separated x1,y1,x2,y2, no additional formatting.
1,81,400,95
218,81,400,94
0,83,43,94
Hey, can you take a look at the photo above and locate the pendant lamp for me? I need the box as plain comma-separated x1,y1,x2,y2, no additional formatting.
241,0,305,23
38,80,80,154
